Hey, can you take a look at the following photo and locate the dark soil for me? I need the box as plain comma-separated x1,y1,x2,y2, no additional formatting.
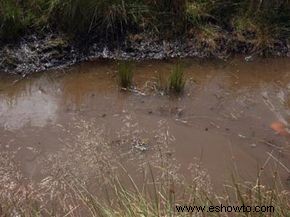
0,33,289,75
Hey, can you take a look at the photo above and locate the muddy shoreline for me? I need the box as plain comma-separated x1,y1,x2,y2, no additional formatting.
0,33,289,75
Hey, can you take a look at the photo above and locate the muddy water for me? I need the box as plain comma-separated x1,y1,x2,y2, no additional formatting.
0,58,290,191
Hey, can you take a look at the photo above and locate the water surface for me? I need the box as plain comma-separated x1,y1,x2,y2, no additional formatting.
0,57,290,190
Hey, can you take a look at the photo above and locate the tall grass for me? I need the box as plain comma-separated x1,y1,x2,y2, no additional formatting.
1,166,289,216
0,0,289,50
0,0,31,40
233,0,290,50
81,174,290,217
0,0,52,38
53,0,130,39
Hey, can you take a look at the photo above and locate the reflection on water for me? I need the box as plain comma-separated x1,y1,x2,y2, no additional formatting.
0,91,58,130
0,76,59,130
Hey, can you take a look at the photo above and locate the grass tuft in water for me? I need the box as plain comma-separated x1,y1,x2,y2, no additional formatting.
168,63,185,94
117,61,134,89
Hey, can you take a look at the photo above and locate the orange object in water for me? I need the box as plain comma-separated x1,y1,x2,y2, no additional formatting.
270,121,289,136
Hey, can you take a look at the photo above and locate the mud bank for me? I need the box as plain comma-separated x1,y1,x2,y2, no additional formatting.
0,33,289,75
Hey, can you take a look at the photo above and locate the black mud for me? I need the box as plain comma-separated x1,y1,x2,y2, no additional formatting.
0,33,289,75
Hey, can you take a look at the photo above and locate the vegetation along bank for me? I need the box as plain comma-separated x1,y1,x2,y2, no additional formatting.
0,0,290,74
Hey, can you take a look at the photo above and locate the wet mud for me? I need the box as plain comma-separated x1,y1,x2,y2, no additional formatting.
0,34,289,75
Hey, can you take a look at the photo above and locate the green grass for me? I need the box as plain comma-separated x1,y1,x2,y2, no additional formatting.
117,61,134,89
155,63,186,95
0,0,289,45
0,0,56,41
168,63,186,94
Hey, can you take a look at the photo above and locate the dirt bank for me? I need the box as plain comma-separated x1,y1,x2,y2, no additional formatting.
0,33,289,75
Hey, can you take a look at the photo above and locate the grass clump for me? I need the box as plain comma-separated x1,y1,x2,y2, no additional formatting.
117,61,134,89
0,1,24,40
168,63,185,94
52,0,145,40
231,1,290,52
0,0,57,41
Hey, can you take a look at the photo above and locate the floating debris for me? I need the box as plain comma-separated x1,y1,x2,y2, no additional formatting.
250,143,257,148
238,134,246,138
132,138,149,152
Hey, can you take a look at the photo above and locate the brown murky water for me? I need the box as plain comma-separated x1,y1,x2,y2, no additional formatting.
1,57,290,191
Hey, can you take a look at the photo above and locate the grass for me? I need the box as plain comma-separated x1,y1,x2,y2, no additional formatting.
117,61,134,89
0,0,56,41
1,166,289,216
0,0,289,49
83,175,290,217
168,63,186,94
156,63,185,95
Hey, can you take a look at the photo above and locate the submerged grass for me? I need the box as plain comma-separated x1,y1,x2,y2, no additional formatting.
117,61,134,89
168,63,186,94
